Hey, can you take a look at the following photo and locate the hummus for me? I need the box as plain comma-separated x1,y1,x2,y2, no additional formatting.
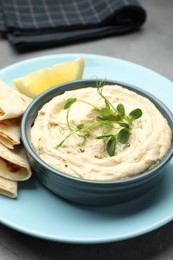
31,85,172,181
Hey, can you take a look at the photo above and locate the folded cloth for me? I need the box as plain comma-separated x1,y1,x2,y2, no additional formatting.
0,1,5,32
0,0,146,50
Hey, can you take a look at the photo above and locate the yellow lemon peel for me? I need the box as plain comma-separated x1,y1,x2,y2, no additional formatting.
13,56,84,98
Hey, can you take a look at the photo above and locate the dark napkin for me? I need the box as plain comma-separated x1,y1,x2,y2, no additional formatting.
0,0,146,50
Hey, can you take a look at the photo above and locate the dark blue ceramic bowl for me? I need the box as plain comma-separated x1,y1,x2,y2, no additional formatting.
21,80,173,206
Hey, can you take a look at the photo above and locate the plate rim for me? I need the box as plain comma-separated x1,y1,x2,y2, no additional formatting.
0,53,173,243
1,52,172,84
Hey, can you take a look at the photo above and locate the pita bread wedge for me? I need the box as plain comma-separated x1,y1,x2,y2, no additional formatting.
0,80,32,120
0,143,32,181
0,118,21,149
0,176,17,198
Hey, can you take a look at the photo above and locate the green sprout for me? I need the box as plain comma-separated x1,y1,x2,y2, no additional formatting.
55,81,143,157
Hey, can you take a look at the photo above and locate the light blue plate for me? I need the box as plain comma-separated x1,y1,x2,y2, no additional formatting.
0,54,173,243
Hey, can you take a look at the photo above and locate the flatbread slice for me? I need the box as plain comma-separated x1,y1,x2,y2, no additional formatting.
0,80,32,120
0,118,21,149
0,143,32,181
0,176,17,198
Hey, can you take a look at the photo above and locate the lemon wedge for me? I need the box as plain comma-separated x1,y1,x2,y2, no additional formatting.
13,56,84,98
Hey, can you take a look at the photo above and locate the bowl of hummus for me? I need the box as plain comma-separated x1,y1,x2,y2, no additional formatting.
21,79,173,206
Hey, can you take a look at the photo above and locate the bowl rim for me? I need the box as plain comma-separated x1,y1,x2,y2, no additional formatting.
21,79,173,185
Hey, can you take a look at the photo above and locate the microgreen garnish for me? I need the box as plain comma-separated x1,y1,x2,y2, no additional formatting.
64,98,77,109
129,108,143,120
118,129,130,144
117,103,125,117
55,81,143,157
107,136,116,157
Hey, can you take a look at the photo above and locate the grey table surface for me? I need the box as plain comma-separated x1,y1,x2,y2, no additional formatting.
0,0,173,259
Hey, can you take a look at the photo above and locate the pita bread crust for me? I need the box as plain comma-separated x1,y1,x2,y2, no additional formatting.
0,143,32,181
0,80,32,198
0,118,21,149
0,176,17,198
0,80,32,120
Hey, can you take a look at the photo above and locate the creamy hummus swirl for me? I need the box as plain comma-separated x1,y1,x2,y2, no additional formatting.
31,85,172,181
